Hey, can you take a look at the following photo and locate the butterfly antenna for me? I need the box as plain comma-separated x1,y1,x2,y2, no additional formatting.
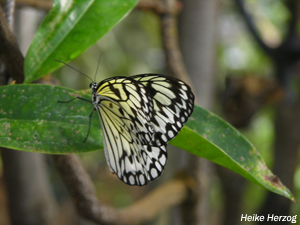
94,51,103,82
54,59,93,83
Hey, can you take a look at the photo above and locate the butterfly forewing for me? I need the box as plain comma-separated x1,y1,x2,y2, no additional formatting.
96,78,154,144
132,74,195,146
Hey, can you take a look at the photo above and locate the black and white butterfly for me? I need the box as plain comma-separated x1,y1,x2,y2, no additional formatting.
58,61,194,186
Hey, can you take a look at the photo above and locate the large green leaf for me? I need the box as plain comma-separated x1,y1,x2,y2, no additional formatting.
0,84,100,153
24,0,139,84
169,108,295,202
0,84,295,201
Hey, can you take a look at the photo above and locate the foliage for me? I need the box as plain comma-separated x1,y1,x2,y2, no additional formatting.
0,83,295,200
24,0,139,83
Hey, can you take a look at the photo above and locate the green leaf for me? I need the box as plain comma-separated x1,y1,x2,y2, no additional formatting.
24,0,139,84
169,107,296,202
0,84,295,201
0,84,102,153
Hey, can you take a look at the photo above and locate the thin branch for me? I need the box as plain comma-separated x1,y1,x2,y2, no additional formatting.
137,0,191,84
282,0,300,60
53,154,189,225
118,176,188,224
0,0,53,10
283,0,299,43
53,155,118,225
234,0,274,56
136,0,165,14
0,5,24,83
159,0,194,89
234,0,300,86
136,0,182,15
137,0,195,96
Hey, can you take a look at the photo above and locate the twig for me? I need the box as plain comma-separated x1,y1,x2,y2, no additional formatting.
282,0,300,60
53,154,189,225
119,177,188,224
136,0,165,14
0,0,14,85
136,0,182,15
284,0,299,43
0,0,53,10
234,0,274,56
159,0,194,90
137,0,193,85
234,0,300,86
0,6,24,83
53,155,118,225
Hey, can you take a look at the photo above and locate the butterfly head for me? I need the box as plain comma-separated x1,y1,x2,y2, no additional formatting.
89,82,98,93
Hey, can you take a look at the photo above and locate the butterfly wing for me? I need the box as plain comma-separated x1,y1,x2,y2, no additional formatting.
132,74,195,146
95,77,167,185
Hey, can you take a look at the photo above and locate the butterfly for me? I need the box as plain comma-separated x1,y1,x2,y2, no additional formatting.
57,61,195,186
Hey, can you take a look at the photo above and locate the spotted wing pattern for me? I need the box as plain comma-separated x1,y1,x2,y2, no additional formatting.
93,75,194,186
132,74,195,146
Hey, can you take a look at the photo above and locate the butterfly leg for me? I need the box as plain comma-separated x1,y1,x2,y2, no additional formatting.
83,108,96,143
58,97,93,142
58,97,92,103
